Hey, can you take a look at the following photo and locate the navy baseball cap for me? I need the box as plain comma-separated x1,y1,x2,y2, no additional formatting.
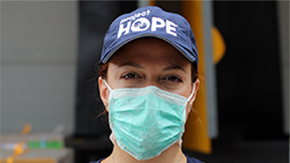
99,6,198,69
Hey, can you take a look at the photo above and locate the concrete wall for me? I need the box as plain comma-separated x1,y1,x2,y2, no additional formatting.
1,1,77,133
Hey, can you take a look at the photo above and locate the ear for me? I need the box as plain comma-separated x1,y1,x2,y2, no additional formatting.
188,79,200,106
98,76,109,112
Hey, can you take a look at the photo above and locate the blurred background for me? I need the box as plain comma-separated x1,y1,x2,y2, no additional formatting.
1,1,289,163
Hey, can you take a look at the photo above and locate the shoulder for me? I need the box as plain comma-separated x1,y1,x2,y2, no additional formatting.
185,154,205,163
89,158,105,163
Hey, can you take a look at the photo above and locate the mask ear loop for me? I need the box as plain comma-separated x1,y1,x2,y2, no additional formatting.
102,79,116,144
179,83,196,147
187,83,196,102
102,79,112,92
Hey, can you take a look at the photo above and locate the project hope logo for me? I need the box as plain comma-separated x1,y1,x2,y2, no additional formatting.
117,9,178,39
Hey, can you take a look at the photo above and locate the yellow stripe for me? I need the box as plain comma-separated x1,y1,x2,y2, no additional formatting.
6,142,26,163
2,158,55,163
182,0,211,154
6,157,14,163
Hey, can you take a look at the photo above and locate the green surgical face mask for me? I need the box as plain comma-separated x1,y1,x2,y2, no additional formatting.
103,80,195,160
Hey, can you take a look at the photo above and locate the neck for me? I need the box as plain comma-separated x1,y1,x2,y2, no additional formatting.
105,141,186,163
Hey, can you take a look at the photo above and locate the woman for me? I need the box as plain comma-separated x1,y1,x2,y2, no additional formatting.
92,6,204,163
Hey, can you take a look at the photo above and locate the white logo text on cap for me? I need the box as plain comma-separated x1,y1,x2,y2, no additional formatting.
117,11,178,39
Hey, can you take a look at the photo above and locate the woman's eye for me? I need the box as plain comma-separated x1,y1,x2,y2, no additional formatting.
166,76,182,82
121,73,138,79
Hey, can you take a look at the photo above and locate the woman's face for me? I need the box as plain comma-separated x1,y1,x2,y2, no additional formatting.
99,38,199,115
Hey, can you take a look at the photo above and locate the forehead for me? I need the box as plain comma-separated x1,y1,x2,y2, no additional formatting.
109,38,190,66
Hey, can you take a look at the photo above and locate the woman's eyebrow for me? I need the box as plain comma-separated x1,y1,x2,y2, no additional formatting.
118,62,144,69
163,66,187,73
